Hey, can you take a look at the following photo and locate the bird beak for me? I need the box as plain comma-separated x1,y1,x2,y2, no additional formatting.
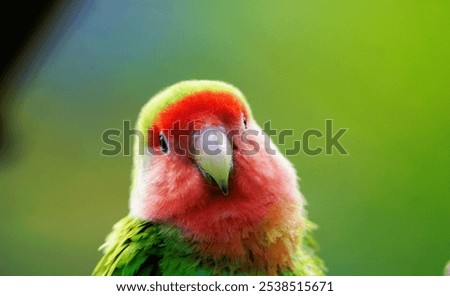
192,126,232,195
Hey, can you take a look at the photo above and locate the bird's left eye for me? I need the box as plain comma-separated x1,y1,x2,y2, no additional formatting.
159,133,168,153
243,116,247,129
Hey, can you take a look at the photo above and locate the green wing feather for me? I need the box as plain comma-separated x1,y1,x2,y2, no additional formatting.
93,216,325,276
92,216,163,276
283,219,326,275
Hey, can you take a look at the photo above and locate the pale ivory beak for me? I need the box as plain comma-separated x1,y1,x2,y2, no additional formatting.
192,126,232,195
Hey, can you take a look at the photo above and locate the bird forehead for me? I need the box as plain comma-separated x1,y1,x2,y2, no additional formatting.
154,91,247,130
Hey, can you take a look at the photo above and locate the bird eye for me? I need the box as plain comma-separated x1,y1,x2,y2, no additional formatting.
159,132,168,153
243,116,247,129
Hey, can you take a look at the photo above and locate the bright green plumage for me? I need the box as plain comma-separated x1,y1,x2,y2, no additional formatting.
93,216,325,276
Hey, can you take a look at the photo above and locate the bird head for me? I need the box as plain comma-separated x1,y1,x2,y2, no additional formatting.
129,81,302,240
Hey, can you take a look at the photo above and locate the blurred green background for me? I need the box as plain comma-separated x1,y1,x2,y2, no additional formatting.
1,0,449,275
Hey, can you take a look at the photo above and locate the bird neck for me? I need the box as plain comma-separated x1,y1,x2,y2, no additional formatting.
177,202,303,275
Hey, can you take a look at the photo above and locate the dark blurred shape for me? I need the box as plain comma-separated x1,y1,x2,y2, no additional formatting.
0,1,58,83
0,1,89,165
0,1,61,160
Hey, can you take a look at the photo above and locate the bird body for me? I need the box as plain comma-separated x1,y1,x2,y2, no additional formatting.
93,81,325,276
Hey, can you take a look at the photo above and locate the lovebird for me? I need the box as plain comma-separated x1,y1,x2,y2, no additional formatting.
93,80,325,276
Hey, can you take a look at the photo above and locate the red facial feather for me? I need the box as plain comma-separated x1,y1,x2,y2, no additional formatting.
139,90,302,273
